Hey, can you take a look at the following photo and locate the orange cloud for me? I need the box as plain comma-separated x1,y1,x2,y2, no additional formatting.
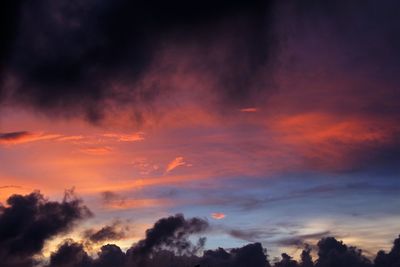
274,113,388,144
165,156,186,173
103,132,145,142
211,212,226,220
80,146,113,155
103,198,175,210
57,135,84,142
270,112,398,170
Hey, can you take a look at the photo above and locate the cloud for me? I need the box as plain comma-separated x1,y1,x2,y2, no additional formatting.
80,146,113,155
0,131,61,145
46,240,93,267
103,132,145,142
202,243,270,267
228,229,272,243
276,231,331,248
2,189,400,267
374,235,400,267
0,0,274,123
56,135,84,142
127,214,209,260
83,221,128,244
211,212,226,220
166,157,187,173
240,107,258,113
316,237,372,267
99,191,174,210
0,190,91,267
0,185,22,190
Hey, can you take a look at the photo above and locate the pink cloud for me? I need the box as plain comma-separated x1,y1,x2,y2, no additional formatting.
165,157,187,173
211,212,226,220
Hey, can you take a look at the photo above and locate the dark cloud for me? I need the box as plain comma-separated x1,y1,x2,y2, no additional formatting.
0,0,274,122
94,244,125,267
44,233,400,267
46,240,93,267
0,131,30,142
1,0,399,128
273,253,298,267
202,243,271,267
299,246,314,267
374,236,400,267
83,221,128,244
316,237,372,267
0,1,22,68
0,191,91,267
126,213,209,262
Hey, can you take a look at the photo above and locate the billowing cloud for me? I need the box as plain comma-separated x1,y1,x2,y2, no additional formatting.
0,0,273,123
46,240,93,267
0,190,91,267
374,235,400,267
316,237,372,267
127,214,209,259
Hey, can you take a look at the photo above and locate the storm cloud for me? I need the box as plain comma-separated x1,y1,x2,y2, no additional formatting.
1,0,398,125
0,0,274,122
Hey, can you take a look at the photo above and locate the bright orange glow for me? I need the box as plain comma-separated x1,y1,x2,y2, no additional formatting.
165,157,187,173
211,212,226,220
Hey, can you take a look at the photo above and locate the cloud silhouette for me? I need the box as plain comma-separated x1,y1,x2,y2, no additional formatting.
126,214,209,260
0,190,91,267
0,190,399,267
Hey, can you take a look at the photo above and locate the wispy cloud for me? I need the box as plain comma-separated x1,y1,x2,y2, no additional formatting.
56,135,84,142
165,156,187,173
240,107,258,113
103,132,145,142
80,146,113,155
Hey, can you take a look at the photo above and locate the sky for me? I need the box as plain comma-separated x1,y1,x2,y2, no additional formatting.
1,0,400,266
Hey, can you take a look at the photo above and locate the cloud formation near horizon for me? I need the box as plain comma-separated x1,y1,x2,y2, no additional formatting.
0,191,399,267
0,191,91,267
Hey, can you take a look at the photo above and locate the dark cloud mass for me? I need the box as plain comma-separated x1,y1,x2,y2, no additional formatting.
0,191,91,267
2,0,398,124
0,0,273,121
126,213,209,260
0,131,30,141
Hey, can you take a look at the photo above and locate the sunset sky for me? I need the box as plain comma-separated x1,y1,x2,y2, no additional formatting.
1,0,400,264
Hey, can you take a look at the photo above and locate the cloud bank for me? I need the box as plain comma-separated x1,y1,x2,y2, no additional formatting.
0,191,399,267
